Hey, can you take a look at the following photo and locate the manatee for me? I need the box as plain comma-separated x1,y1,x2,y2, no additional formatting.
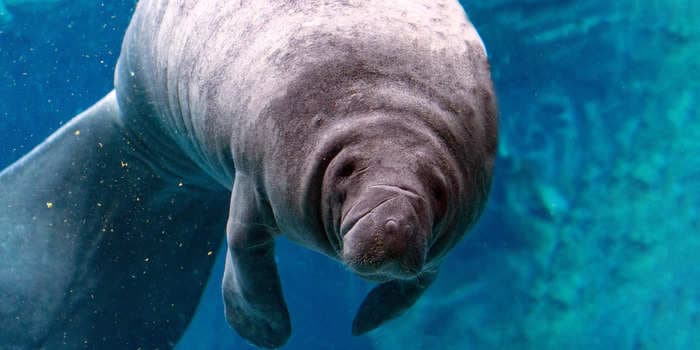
0,1,13,25
0,0,497,348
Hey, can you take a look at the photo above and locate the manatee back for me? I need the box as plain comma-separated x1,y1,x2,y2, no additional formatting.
114,0,493,179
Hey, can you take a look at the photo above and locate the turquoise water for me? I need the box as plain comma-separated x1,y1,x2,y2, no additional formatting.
1,1,698,349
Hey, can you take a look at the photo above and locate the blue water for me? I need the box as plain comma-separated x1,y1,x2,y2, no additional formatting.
1,1,698,349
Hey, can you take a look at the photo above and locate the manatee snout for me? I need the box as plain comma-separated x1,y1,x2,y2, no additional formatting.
341,186,431,280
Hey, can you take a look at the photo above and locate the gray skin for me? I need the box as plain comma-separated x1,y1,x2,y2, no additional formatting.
0,0,496,349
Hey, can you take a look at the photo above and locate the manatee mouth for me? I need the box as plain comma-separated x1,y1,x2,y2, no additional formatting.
339,185,428,280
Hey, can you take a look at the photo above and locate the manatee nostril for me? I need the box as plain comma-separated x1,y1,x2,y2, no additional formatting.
384,219,400,236
382,219,412,260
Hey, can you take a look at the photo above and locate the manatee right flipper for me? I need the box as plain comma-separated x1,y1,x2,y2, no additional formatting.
0,91,230,348
222,175,291,349
352,270,438,335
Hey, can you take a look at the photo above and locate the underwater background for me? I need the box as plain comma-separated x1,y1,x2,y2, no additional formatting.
1,0,698,349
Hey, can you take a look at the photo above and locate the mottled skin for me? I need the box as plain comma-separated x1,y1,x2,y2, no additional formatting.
0,0,496,349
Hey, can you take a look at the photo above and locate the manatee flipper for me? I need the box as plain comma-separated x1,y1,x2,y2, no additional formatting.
352,269,438,335
0,91,230,348
222,175,291,349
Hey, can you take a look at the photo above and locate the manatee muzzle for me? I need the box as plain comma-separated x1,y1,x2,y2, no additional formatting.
340,186,429,280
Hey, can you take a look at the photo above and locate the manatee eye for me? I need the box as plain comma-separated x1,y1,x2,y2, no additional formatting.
337,161,356,178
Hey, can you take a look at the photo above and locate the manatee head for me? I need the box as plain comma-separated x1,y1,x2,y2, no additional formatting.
320,111,492,282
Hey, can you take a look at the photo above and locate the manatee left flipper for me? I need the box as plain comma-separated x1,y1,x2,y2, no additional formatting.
223,175,291,349
352,269,438,335
0,91,230,348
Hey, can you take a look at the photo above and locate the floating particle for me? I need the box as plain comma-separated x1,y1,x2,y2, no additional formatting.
46,202,53,209
74,130,81,136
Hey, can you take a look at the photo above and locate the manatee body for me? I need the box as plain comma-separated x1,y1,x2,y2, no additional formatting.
0,1,497,349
